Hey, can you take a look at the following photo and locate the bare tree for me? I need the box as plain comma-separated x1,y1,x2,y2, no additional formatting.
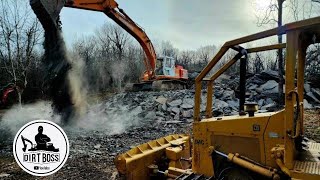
197,45,217,65
106,24,129,62
160,41,179,59
0,0,41,105
255,0,286,105
107,24,130,91
252,53,265,73
125,45,144,82
178,50,196,69
73,35,97,64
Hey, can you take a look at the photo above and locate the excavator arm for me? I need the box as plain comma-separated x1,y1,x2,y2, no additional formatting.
30,0,157,79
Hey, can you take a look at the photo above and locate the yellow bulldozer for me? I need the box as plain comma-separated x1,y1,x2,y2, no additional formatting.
115,16,320,180
28,0,320,179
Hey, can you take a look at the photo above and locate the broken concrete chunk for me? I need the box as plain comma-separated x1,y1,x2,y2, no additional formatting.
213,99,229,109
221,89,235,101
257,99,265,107
181,103,193,109
182,109,193,118
311,88,320,100
256,80,278,93
260,70,279,81
306,92,320,104
131,106,142,116
155,97,167,104
161,103,167,111
145,111,157,119
168,99,182,107
171,107,180,114
173,113,180,120
304,99,313,109
261,103,277,111
304,83,311,93
94,144,101,149
183,98,194,106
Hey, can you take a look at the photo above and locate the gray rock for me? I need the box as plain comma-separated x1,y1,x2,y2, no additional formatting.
248,84,258,90
171,107,180,114
212,108,224,117
221,89,235,101
94,144,101,149
189,72,199,79
248,75,265,85
265,98,274,104
304,99,313,109
304,83,311,93
200,104,206,112
181,103,193,109
260,70,279,81
183,98,194,106
256,80,278,93
166,120,182,124
174,113,180,120
227,100,239,110
311,88,320,100
168,99,182,107
156,111,165,117
155,97,167,104
261,103,277,111
258,99,265,107
182,109,193,118
161,103,167,111
216,74,231,83
214,88,224,98
131,106,142,115
223,107,232,115
306,92,320,103
145,111,157,119
257,110,268,113
214,99,229,109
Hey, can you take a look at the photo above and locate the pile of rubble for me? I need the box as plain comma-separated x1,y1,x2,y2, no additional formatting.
102,70,320,123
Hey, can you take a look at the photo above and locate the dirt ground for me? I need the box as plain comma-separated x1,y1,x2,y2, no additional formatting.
0,110,319,179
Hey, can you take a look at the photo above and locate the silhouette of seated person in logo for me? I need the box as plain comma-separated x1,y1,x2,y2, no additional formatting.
35,126,59,152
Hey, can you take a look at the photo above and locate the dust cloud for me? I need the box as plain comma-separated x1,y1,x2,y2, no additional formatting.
0,100,143,142
43,28,87,123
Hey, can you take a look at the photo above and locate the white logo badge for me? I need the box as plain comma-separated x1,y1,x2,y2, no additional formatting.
13,120,69,176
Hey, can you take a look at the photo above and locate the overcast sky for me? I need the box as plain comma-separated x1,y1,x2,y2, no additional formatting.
59,0,318,50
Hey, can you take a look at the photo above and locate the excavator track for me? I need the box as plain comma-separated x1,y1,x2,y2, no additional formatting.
126,80,187,92
152,80,187,91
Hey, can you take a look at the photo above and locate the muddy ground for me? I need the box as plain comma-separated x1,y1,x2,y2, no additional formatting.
0,106,319,179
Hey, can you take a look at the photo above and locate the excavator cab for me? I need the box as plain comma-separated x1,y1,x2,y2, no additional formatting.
155,57,188,80
155,57,175,77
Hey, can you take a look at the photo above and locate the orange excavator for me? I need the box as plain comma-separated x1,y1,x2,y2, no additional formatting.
30,0,188,91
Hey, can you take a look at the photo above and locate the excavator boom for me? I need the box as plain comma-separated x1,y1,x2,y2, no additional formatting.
30,0,156,79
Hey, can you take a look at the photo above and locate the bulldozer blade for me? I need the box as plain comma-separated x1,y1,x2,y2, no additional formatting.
30,0,66,30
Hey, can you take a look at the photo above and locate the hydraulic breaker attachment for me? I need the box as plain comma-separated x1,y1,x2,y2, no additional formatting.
29,0,66,31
